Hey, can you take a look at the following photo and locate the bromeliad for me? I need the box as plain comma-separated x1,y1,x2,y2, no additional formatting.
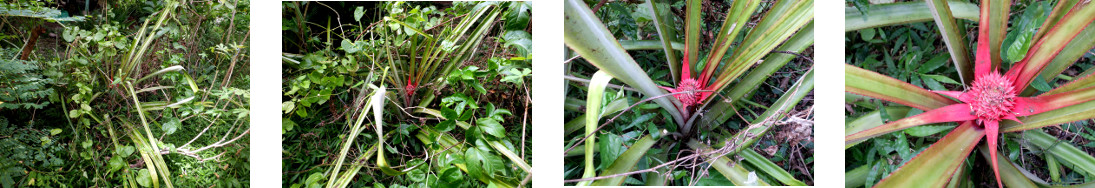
846,0,1095,187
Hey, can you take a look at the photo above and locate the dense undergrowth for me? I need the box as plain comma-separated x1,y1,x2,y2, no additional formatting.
281,2,532,188
0,0,250,187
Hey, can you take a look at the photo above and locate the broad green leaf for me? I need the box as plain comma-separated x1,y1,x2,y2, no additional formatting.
477,118,505,138
434,120,456,132
504,2,530,30
596,133,624,170
161,118,179,135
465,147,503,179
137,169,152,187
408,168,426,182
354,7,365,22
108,156,126,172
50,128,61,136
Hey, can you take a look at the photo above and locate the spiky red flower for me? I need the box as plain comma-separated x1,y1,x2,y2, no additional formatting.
966,72,1017,122
661,78,702,108
405,83,417,97
663,48,711,111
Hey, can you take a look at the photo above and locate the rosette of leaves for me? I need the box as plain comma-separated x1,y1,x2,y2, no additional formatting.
845,0,1095,187
564,0,813,185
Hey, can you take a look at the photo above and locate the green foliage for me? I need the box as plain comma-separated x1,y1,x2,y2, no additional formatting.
0,117,67,188
0,58,54,110
283,2,531,187
0,0,250,187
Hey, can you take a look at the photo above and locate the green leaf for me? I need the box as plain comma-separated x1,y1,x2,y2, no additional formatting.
918,54,950,73
341,39,359,54
434,120,456,132
477,118,505,138
902,125,955,137
465,147,503,179
596,133,624,170
504,2,530,30
282,118,295,133
846,64,955,110
408,168,426,182
354,7,365,22
860,28,876,41
108,156,125,172
874,122,983,187
592,135,657,186
49,128,61,136
846,1,980,32
920,74,960,85
564,0,683,125
137,169,152,187
162,118,179,135
118,146,135,157
439,167,462,183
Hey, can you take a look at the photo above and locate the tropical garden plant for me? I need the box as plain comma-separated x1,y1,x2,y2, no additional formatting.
0,0,250,187
281,2,532,188
563,0,813,185
846,0,1095,187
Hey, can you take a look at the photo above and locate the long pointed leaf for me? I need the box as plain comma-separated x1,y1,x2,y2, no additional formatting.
564,0,684,124
1013,86,1095,117
846,1,979,32
845,104,975,144
1002,99,1095,132
845,107,912,148
687,140,770,186
591,135,657,186
986,0,1011,68
846,64,956,110
693,69,812,149
698,0,761,84
645,0,681,82
1031,23,1095,93
977,145,1040,188
874,122,983,187
711,0,812,95
1023,130,1095,176
578,71,611,186
700,21,813,128
926,0,973,84
741,149,805,186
